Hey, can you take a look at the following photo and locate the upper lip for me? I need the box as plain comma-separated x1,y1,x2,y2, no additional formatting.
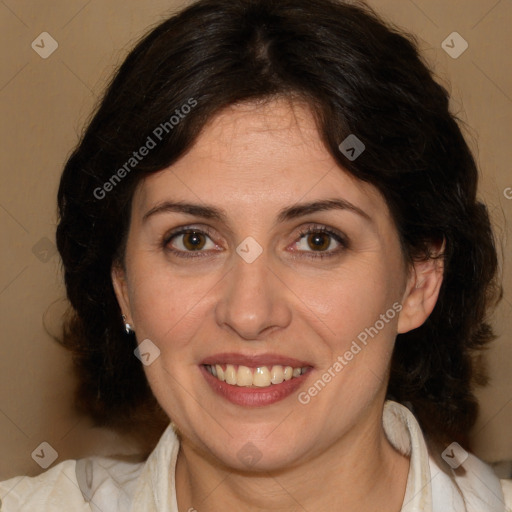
200,352,312,368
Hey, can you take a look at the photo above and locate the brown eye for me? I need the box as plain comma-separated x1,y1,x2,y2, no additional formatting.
307,232,331,251
182,231,206,250
293,226,347,258
164,228,217,255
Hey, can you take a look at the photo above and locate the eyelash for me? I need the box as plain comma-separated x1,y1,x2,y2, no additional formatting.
162,224,348,260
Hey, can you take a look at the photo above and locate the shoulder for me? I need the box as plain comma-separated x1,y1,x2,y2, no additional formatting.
0,455,145,512
1,458,87,511
501,478,512,508
429,449,510,512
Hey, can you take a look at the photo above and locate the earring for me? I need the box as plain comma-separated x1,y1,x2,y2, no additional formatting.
122,314,133,334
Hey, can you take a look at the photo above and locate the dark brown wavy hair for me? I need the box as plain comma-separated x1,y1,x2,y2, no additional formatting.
56,0,502,453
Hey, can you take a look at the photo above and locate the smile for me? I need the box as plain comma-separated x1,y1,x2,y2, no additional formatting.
204,364,309,388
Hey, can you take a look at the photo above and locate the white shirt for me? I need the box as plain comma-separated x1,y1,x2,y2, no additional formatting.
1,401,511,511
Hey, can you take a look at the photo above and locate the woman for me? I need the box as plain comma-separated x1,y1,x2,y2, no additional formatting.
1,0,510,510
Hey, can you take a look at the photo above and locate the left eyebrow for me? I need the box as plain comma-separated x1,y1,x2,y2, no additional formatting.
276,198,372,224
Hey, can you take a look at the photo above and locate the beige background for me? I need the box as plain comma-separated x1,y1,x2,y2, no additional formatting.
0,0,511,480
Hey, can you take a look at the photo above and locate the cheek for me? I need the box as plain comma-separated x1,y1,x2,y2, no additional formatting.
127,259,213,349
293,259,401,344
290,260,402,410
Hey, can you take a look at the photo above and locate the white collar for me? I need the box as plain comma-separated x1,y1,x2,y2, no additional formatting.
383,401,506,512
126,400,506,512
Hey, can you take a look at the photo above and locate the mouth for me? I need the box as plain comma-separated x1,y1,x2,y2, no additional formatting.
199,353,313,407
203,363,309,388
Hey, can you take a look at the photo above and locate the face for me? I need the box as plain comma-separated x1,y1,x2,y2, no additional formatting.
113,99,440,472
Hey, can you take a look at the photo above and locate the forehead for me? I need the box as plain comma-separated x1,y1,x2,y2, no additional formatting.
134,99,391,226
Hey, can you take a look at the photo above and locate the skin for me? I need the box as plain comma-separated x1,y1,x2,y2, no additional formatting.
112,98,444,512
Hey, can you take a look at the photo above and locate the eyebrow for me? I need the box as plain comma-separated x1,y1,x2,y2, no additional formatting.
142,198,372,225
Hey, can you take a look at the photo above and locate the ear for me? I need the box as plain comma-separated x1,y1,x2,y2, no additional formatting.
397,239,445,334
111,261,134,326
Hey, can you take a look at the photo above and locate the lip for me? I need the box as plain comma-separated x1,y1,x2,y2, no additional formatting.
199,353,313,407
200,352,312,368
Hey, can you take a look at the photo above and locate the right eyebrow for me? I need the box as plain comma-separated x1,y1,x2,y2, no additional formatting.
142,201,229,224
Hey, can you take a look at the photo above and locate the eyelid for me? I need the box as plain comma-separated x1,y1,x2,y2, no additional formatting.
162,224,219,246
295,223,347,243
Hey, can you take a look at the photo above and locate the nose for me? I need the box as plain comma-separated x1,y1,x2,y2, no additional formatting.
215,251,292,340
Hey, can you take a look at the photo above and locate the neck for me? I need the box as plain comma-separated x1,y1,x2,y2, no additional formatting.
175,405,409,512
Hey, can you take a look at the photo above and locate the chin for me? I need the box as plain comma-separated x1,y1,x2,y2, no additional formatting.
201,431,311,473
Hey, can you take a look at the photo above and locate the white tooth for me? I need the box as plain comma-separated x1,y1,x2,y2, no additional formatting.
292,367,301,378
283,366,293,380
215,364,225,381
253,366,271,387
211,365,217,377
237,365,253,387
225,364,237,385
270,365,284,384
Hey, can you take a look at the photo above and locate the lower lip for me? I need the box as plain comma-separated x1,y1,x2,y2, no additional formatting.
200,365,310,407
